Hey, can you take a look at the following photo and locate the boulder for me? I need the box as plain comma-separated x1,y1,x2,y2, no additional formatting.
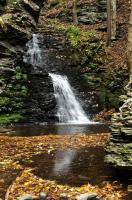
19,194,38,200
76,192,99,200
23,0,40,12
59,193,69,200
39,192,47,199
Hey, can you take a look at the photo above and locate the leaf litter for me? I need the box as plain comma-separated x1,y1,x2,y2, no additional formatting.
0,133,128,199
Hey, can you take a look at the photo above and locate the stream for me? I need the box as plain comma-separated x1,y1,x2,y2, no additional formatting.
0,123,109,136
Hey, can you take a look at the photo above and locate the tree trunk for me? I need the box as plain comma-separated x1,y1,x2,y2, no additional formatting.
127,0,132,74
111,0,116,40
73,0,78,25
107,0,116,46
107,0,111,46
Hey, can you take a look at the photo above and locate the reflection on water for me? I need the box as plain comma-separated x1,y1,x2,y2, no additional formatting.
52,149,77,175
21,146,117,186
0,123,109,136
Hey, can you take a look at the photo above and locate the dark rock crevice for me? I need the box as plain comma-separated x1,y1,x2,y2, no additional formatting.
24,70,56,123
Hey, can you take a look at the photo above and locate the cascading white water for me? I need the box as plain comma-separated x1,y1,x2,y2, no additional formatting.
23,34,42,67
23,34,90,124
49,73,90,123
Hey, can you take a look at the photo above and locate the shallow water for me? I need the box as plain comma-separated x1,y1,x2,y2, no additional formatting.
0,123,109,136
21,146,116,186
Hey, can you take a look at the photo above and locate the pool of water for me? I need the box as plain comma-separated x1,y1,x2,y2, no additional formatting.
21,146,116,186
0,123,109,136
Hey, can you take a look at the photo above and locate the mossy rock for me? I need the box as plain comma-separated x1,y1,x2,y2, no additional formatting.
0,113,23,124
0,66,28,125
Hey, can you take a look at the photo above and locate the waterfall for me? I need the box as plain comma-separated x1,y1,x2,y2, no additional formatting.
23,34,90,124
49,73,90,123
23,34,42,68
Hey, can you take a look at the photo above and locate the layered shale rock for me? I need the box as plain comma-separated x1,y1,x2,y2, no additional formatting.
105,75,132,175
43,0,107,26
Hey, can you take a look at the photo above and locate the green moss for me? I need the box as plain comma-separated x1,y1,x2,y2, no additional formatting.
0,66,28,125
83,74,101,88
97,89,120,108
0,113,23,124
8,0,21,6
0,97,9,109
66,26,96,47
64,26,104,69
5,84,28,97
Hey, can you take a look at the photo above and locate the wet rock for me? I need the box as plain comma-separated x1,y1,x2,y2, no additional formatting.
52,1,107,24
119,95,128,102
24,70,56,123
76,192,99,200
2,13,33,44
59,193,69,200
23,0,40,12
39,192,47,199
121,127,132,134
19,194,38,200
0,0,6,14
19,193,47,200
79,12,107,24
128,185,132,192
47,0,59,7
0,58,14,69
0,0,6,6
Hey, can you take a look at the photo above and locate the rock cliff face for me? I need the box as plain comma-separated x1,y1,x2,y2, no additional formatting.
24,70,56,123
44,0,107,25
0,0,48,124
105,76,132,178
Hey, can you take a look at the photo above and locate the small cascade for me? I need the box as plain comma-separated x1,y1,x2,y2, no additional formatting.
23,34,90,124
49,73,90,123
23,34,42,68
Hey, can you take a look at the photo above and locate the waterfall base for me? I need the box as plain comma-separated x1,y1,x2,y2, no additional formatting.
49,73,90,124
